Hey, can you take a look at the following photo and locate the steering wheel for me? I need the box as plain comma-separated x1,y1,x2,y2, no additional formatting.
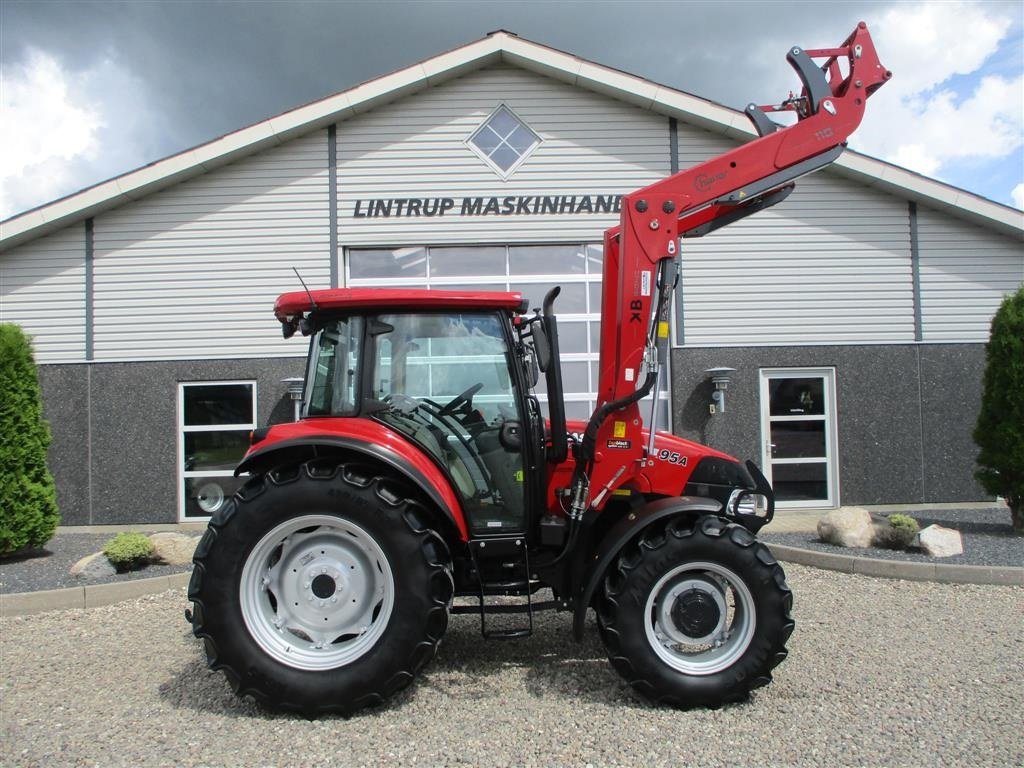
438,382,484,417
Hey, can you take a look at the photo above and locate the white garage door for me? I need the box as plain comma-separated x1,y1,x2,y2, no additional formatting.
346,243,670,426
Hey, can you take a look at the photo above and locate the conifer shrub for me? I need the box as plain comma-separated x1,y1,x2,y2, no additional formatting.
0,324,60,555
103,532,155,571
973,286,1024,534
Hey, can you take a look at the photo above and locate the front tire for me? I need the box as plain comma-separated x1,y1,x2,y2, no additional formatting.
598,515,793,707
188,460,453,716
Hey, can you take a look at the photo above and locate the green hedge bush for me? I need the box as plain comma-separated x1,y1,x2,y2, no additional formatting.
0,324,60,555
103,532,154,571
974,286,1024,534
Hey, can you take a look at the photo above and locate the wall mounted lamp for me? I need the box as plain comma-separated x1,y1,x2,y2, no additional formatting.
704,367,736,414
281,376,305,422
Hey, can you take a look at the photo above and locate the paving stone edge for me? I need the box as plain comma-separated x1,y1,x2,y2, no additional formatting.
766,544,1024,586
1,572,193,617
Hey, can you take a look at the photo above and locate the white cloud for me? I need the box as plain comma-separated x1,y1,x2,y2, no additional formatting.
1,50,103,217
850,2,1022,183
1,48,155,220
1012,183,1024,210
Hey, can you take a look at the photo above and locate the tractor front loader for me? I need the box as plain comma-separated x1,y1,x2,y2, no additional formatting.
188,23,890,715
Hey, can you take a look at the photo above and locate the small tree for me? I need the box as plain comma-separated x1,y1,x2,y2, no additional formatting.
0,324,60,554
974,286,1024,534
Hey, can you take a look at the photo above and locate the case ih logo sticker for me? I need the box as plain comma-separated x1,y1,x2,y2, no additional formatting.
352,195,622,218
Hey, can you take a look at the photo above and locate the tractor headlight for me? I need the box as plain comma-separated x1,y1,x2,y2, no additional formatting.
729,489,770,519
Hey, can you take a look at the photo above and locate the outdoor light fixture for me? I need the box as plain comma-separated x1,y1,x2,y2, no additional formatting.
281,376,305,421
705,367,736,414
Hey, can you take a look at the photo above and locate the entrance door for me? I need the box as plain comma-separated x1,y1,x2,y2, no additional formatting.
759,368,838,508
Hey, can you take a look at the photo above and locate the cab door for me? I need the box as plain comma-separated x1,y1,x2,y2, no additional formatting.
368,311,529,534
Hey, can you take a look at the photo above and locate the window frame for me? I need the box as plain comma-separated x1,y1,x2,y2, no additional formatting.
177,380,257,521
465,104,542,179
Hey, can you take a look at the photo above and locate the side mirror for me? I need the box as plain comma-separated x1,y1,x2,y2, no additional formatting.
498,420,523,452
531,319,551,372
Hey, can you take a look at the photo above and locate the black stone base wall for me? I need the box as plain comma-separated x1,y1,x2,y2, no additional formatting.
38,344,992,525
670,344,991,506
39,358,304,526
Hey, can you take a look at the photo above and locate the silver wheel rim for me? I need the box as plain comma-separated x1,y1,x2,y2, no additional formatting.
239,514,395,671
643,561,756,676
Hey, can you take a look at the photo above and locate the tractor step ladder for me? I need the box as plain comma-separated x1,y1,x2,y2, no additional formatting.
466,536,534,640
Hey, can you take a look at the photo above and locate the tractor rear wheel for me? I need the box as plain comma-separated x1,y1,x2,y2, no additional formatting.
597,515,793,707
188,460,453,716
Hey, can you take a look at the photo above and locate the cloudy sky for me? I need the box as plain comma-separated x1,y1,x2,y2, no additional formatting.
2,0,1022,220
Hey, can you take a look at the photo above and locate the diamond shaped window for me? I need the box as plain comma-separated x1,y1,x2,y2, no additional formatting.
468,105,541,177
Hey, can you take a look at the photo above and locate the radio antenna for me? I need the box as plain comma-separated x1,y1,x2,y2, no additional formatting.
292,267,319,311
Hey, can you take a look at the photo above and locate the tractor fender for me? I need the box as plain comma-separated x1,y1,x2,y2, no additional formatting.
235,436,468,540
572,495,722,641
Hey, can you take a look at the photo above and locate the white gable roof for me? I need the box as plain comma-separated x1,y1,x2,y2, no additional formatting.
2,30,1021,251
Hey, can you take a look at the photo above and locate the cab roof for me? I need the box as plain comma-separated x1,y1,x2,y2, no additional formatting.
274,288,527,320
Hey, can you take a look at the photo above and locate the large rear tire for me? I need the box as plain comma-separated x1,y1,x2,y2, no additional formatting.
597,515,793,707
188,460,453,717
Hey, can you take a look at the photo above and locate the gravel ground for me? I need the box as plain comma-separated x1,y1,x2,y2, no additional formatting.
761,508,1023,567
0,534,193,593
1,565,1021,768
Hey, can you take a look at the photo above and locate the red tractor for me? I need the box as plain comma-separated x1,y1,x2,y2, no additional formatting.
188,24,889,715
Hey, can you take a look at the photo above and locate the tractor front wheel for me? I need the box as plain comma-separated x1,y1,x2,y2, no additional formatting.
188,461,453,716
598,515,793,707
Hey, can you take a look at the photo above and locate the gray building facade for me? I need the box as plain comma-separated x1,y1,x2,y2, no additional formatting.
2,32,1022,525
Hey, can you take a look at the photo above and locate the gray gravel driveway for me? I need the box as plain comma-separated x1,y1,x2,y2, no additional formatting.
2,565,1022,767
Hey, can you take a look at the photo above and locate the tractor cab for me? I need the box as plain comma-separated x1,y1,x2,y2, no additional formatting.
275,287,549,538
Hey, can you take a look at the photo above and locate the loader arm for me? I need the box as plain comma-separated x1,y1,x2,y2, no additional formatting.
577,22,890,507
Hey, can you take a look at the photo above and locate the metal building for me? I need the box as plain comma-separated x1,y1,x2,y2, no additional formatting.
1,31,1022,525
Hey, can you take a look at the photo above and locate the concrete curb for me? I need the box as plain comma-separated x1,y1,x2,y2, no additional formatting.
767,543,1024,586
2,544,1021,618
1,571,192,618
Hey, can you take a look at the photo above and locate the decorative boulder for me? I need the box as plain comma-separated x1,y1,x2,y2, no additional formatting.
70,551,117,579
148,532,200,565
817,506,874,548
914,525,964,558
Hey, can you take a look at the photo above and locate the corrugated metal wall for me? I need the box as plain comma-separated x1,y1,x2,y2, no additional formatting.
676,126,916,346
917,205,1024,342
336,65,670,246
91,132,330,360
1,62,1020,366
0,226,86,361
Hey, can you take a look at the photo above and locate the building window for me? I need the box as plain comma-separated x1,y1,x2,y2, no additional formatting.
467,105,541,177
178,381,256,520
347,244,671,428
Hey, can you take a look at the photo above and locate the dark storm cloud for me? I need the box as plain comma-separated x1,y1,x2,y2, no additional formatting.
1,0,891,165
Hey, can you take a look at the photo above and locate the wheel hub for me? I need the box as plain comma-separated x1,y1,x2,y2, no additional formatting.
672,587,722,639
311,573,337,599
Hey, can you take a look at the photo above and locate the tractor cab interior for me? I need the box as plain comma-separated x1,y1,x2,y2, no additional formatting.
364,311,529,535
